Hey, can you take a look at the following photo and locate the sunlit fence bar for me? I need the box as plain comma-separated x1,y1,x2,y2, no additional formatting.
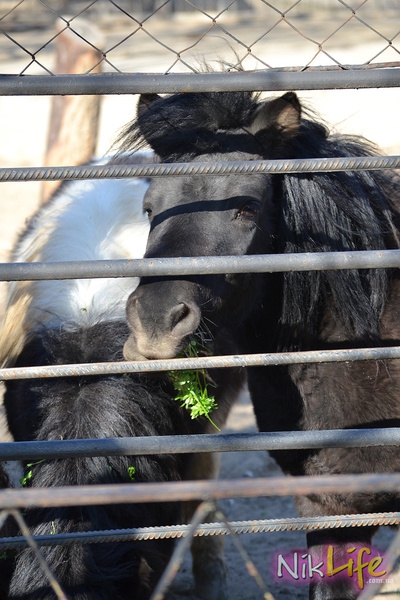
1,346,400,381
1,155,400,184
1,249,400,283
0,67,399,95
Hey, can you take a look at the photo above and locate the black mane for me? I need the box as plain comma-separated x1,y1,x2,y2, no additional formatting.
118,91,261,161
119,90,400,344
279,124,400,346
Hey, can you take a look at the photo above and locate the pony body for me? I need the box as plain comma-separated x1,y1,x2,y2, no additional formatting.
1,168,242,599
120,90,400,600
3,176,149,349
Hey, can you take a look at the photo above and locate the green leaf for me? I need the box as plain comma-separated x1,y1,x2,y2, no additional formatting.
169,340,220,430
127,465,136,481
20,459,46,487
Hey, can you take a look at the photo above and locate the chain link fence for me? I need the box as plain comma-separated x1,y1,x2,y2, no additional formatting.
0,0,399,76
0,1,400,599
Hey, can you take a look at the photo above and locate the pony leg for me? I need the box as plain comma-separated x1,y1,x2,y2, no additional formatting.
306,527,376,600
183,452,227,600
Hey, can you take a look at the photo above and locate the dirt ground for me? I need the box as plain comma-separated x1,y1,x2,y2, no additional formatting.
0,3,400,599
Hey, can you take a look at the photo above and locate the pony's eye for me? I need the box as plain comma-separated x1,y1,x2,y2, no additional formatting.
143,205,152,219
235,201,260,220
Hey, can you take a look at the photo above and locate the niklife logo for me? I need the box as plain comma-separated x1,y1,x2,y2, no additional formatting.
273,544,392,591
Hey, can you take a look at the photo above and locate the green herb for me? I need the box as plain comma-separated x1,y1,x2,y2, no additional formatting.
20,459,46,487
127,466,136,482
170,340,219,430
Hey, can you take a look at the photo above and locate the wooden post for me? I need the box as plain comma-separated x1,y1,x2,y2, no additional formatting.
41,19,104,203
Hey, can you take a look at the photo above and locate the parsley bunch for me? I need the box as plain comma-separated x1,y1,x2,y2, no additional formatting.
170,340,219,430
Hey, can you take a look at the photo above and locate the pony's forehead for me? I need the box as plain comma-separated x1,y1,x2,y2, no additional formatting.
143,146,268,208
145,165,268,206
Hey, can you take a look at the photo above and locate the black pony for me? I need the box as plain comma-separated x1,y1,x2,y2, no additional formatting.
0,464,14,600
0,172,243,599
120,90,400,600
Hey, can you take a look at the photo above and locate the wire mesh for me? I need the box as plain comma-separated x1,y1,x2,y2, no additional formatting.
0,0,399,76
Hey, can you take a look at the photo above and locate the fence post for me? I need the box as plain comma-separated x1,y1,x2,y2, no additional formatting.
41,19,104,204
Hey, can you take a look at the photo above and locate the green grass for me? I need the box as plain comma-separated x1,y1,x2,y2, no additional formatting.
20,459,46,487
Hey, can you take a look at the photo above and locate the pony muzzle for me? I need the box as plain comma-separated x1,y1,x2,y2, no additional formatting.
124,294,201,360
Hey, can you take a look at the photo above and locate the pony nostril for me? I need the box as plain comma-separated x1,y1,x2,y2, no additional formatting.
170,303,189,329
168,302,200,336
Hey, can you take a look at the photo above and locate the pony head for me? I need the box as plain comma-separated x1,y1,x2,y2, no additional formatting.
120,90,398,360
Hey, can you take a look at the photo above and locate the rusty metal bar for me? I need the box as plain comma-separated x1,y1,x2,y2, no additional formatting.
0,155,399,184
213,507,273,598
1,345,400,382
1,511,399,549
1,474,400,510
1,427,400,462
151,501,216,600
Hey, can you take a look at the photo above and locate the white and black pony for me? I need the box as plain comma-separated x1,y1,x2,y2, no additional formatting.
0,168,243,599
119,90,400,600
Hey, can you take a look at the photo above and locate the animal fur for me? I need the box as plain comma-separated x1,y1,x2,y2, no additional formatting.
119,89,400,600
0,165,243,599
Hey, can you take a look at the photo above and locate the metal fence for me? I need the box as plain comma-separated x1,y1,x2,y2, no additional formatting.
1,0,400,77
0,1,400,599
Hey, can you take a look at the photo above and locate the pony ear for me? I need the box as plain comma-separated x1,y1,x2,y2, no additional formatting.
137,94,162,117
249,92,301,138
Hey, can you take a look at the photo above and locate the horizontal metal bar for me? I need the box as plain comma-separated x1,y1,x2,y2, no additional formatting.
1,249,400,282
1,473,400,509
1,346,400,382
1,512,398,549
0,68,399,96
0,155,399,183
0,428,400,461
